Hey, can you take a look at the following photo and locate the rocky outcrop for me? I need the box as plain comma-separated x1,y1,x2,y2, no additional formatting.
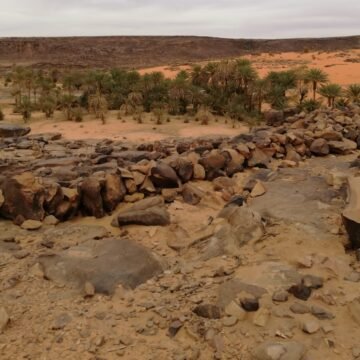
0,123,31,137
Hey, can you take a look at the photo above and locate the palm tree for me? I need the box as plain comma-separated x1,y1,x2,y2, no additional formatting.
305,68,328,100
318,83,343,108
345,84,360,105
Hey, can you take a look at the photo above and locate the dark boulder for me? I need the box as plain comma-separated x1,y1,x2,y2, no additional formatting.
0,123,31,138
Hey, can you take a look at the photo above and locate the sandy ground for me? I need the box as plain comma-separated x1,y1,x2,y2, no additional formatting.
139,49,360,85
2,107,245,142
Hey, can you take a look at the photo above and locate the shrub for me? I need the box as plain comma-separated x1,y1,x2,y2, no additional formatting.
73,107,84,122
195,107,214,125
300,99,321,112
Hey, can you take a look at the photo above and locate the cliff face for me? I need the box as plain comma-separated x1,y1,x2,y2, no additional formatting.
0,35,359,70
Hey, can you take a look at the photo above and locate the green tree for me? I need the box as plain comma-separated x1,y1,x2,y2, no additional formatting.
19,96,32,123
345,84,360,105
318,83,343,108
305,68,328,100
60,94,76,120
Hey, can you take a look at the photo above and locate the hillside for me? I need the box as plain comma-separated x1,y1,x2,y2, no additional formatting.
0,35,359,71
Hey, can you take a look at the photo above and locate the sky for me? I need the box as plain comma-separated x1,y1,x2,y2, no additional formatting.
0,0,359,39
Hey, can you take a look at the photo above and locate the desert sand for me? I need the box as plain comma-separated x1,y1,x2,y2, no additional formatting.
140,49,360,85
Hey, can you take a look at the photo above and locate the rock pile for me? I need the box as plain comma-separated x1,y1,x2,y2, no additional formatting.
1,106,360,226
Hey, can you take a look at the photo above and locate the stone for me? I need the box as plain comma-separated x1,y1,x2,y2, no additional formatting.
168,320,183,337
352,346,360,358
116,206,170,226
0,189,4,208
43,215,60,226
241,298,259,312
302,275,323,289
162,188,178,203
302,320,320,334
311,306,335,320
84,281,95,297
102,173,126,212
193,304,222,319
199,151,227,179
344,272,360,283
253,308,271,327
150,162,180,188
251,181,267,197
0,172,46,221
273,290,289,303
288,284,312,301
20,219,42,230
248,148,270,168
171,157,194,182
254,341,306,360
310,138,329,156
52,313,72,330
290,303,310,314
265,110,285,126
328,139,357,154
222,316,238,327
224,301,246,320
204,205,265,259
193,164,206,180
124,193,144,203
342,177,360,249
297,257,313,269
0,307,9,333
182,183,204,205
218,279,267,309
0,123,31,137
39,237,164,294
80,177,104,218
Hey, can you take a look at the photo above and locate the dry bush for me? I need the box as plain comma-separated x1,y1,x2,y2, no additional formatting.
195,108,214,125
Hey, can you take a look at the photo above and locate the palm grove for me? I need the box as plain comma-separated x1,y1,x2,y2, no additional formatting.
1,59,360,124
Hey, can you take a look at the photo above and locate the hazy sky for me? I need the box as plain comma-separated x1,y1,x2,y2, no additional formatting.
0,0,359,38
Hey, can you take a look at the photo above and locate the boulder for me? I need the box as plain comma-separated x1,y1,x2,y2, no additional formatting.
343,176,360,249
254,341,306,360
102,173,126,212
265,110,285,126
170,158,194,182
248,148,270,168
39,237,164,294
310,138,329,156
21,219,42,230
199,151,227,179
328,139,357,154
79,178,104,218
55,187,79,221
0,123,31,138
150,162,180,188
114,196,170,226
182,183,204,205
116,206,170,226
0,172,45,221
204,205,265,259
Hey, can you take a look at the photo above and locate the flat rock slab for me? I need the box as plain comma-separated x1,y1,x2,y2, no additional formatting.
39,237,164,294
42,224,109,247
0,123,31,138
251,168,342,233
